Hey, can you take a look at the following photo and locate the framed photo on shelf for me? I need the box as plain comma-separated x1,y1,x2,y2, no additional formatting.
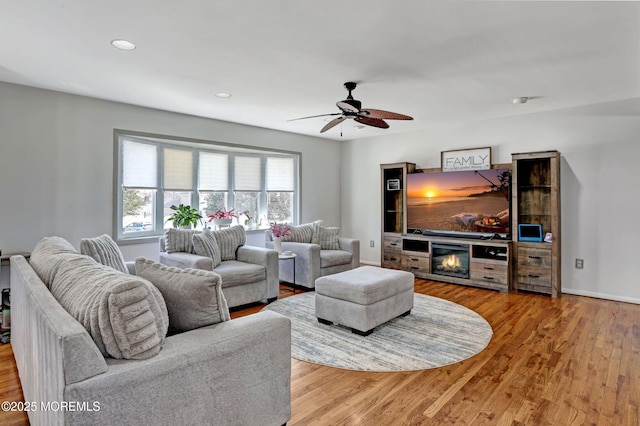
386,178,401,191
441,147,492,172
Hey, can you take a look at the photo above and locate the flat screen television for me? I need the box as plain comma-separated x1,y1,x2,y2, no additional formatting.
406,168,511,239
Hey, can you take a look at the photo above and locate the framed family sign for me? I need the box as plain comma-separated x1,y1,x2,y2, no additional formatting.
441,147,492,172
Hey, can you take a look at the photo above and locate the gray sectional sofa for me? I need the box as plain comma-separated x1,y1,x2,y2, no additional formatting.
10,244,291,425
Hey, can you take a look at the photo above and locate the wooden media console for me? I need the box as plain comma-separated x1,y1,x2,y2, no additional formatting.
383,234,511,293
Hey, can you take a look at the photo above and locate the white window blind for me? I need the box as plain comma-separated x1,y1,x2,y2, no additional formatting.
266,157,295,191
199,152,228,190
234,156,261,191
117,130,299,241
122,140,157,188
164,148,193,191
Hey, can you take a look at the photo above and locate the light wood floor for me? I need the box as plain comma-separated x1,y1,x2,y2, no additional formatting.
2,279,639,425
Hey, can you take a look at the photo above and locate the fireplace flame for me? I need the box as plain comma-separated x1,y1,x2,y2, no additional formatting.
441,254,461,269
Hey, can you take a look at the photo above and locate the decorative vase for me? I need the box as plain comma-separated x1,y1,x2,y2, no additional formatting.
213,218,233,229
273,237,282,254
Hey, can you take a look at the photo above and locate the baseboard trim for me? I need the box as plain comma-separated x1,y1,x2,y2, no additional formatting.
562,288,640,305
355,265,640,305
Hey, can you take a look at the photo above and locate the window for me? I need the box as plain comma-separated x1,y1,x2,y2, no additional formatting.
266,157,295,223
121,140,157,236
115,132,300,241
198,152,228,217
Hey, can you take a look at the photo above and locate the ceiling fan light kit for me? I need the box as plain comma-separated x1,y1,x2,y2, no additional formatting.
290,82,413,134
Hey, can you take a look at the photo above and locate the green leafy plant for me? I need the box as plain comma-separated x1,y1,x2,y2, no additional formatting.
166,204,202,228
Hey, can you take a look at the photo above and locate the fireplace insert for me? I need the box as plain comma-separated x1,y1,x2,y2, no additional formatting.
431,243,470,279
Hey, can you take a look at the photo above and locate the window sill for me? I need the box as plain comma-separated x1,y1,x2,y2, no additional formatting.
117,235,163,246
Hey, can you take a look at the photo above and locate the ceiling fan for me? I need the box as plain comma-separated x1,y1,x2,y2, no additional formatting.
289,82,413,133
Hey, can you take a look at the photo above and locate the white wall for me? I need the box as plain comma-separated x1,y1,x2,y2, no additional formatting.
4,80,638,303
341,98,640,303
0,82,342,287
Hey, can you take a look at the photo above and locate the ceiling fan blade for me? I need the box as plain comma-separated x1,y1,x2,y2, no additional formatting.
287,112,342,122
362,109,413,120
320,117,346,133
355,116,389,129
337,101,359,113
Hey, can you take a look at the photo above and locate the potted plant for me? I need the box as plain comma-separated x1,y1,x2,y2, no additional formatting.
239,210,253,229
166,204,203,229
270,222,291,253
208,209,237,228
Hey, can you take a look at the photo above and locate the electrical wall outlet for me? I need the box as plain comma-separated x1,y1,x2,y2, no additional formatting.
370,240,375,248
575,258,584,269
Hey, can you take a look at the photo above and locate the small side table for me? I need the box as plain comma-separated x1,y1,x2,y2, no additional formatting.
278,252,297,293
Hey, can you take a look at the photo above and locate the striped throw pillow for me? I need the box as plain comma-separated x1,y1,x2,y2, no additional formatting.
80,234,128,274
192,231,222,267
212,225,246,261
311,223,340,250
165,228,199,254
51,254,168,360
282,220,323,243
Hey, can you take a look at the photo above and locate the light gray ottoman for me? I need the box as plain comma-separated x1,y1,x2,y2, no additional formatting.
315,266,414,336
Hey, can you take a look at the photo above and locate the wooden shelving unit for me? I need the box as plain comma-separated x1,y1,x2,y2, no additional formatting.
380,162,511,293
511,150,561,297
380,163,415,269
380,151,561,297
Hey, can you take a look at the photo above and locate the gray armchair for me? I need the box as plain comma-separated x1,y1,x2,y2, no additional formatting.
265,231,360,289
159,237,279,308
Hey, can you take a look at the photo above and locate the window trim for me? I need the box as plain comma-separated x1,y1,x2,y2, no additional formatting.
113,129,301,244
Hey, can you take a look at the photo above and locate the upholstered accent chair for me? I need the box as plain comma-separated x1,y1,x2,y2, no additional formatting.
159,226,279,308
265,221,360,289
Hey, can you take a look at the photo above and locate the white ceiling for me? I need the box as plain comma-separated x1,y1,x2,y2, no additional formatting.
2,1,639,141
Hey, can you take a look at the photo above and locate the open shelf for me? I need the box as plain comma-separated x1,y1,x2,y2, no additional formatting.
381,163,414,235
512,151,561,297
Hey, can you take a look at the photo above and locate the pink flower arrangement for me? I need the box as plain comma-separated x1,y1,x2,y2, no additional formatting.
208,209,236,221
270,222,291,238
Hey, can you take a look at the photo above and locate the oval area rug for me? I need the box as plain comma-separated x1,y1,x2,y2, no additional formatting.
262,292,493,372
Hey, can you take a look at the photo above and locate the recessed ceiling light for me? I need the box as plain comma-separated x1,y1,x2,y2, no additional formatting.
354,125,366,130
111,39,136,51
215,92,232,98
512,97,529,104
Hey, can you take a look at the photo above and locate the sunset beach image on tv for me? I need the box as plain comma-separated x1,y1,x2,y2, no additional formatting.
406,168,511,236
